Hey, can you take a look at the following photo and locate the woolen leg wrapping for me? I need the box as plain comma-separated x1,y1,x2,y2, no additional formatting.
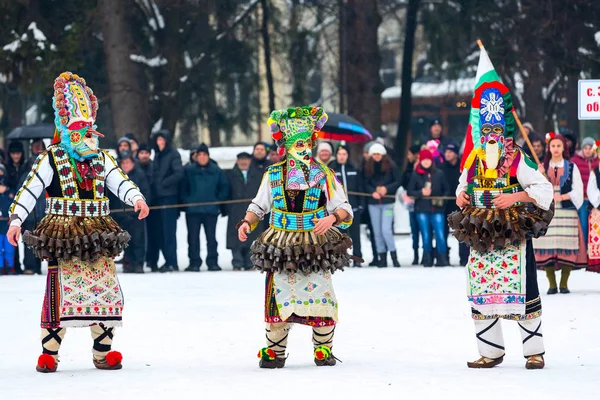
473,319,505,359
519,317,545,357
312,326,335,349
265,323,291,357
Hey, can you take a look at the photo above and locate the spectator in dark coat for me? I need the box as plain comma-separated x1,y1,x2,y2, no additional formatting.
20,139,47,275
181,143,229,272
439,141,468,266
6,141,28,274
0,164,16,275
329,143,364,267
109,152,151,273
408,149,451,267
401,144,422,265
364,143,401,268
137,143,153,182
149,129,184,273
251,142,271,171
6,141,28,191
226,152,262,270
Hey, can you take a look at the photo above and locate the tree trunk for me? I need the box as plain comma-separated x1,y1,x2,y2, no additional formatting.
566,74,580,136
99,0,149,145
521,72,546,135
394,0,420,168
343,0,382,135
260,0,275,112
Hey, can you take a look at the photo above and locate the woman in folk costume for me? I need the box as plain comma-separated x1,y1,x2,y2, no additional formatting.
586,140,600,273
5,72,149,373
448,80,554,370
237,106,354,369
534,133,587,293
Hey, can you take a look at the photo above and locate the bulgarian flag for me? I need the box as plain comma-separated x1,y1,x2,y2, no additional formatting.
459,41,503,171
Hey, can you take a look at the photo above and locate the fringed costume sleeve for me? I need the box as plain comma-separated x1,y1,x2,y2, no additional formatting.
9,152,53,227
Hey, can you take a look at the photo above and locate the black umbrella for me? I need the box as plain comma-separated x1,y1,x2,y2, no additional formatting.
319,113,372,143
7,124,55,140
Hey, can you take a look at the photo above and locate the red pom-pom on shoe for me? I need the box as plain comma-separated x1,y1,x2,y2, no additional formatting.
315,350,325,360
37,354,56,370
105,351,123,367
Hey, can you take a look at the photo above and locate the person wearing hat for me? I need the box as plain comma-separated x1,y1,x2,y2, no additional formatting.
124,132,139,158
361,141,381,266
408,149,451,267
252,141,271,170
181,143,229,272
226,152,262,271
329,143,364,267
149,129,183,273
115,136,133,160
585,140,600,273
423,119,450,148
136,143,153,183
109,151,151,273
440,140,468,266
571,136,599,243
317,141,334,165
364,143,401,267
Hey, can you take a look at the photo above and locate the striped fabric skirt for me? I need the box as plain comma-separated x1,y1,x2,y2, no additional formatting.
534,207,587,269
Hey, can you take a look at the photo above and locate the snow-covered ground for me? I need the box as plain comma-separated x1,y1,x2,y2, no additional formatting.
2,219,600,399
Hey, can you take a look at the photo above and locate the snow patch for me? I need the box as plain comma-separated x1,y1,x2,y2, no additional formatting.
579,47,592,56
184,51,192,69
64,24,73,31
179,75,188,83
130,54,168,67
151,118,163,133
595,31,600,47
2,39,21,52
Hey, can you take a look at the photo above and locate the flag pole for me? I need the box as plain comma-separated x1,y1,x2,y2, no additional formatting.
476,39,540,165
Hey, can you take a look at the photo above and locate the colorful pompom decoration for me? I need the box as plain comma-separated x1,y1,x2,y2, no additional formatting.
545,132,556,144
105,351,123,367
37,354,56,370
314,345,332,361
278,147,285,156
258,348,276,361
272,131,283,141
594,140,600,152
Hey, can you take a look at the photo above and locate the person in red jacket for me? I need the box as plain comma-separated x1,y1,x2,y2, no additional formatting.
571,137,599,245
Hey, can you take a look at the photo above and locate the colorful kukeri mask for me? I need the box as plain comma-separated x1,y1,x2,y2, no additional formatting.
479,87,506,169
52,72,103,161
268,106,328,190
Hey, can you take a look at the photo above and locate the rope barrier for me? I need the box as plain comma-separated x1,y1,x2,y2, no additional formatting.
0,191,458,220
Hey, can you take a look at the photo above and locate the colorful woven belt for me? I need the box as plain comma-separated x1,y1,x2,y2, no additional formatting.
270,207,326,232
469,186,523,209
46,198,110,217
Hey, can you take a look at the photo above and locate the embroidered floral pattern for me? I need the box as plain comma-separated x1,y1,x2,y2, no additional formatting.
467,243,526,315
